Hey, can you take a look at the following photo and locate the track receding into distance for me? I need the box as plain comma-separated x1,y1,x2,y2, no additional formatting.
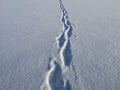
40,0,79,90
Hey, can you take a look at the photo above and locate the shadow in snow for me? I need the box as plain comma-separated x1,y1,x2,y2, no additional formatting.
65,80,71,90
49,61,64,90
58,33,65,48
63,40,72,66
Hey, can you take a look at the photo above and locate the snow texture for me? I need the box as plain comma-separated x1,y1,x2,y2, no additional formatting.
0,0,120,90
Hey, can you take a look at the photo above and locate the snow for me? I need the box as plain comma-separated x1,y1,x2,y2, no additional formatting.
0,0,120,90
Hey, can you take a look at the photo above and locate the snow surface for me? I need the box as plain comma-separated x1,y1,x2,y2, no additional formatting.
0,0,120,90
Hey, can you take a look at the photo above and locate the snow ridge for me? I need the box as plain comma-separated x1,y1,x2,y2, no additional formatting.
40,0,75,90
58,0,73,68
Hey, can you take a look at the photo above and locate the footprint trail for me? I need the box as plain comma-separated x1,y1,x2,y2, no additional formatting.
40,0,78,90
58,0,73,68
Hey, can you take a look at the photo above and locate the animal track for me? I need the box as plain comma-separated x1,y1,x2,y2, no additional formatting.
40,0,76,90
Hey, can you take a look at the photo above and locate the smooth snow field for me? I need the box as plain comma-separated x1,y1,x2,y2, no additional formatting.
0,0,120,90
